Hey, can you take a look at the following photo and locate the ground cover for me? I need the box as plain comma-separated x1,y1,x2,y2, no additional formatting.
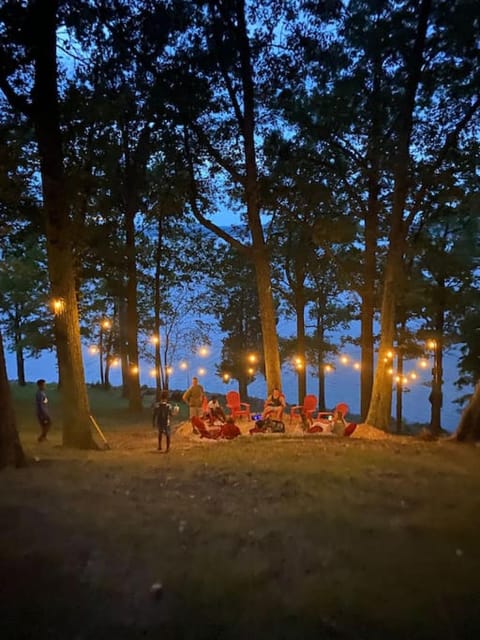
1,386,480,639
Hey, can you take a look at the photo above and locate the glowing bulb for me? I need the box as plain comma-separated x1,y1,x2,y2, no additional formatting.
410,372,417,380
223,373,230,382
419,359,428,369
340,355,349,364
150,368,157,378
198,367,206,376
324,364,332,372
180,362,188,370
52,298,65,314
198,347,209,357
353,362,361,370
150,335,159,345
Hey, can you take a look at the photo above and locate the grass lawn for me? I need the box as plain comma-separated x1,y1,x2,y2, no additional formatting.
1,384,480,639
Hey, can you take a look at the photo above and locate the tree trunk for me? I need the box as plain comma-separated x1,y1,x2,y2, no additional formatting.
124,204,142,411
365,242,403,430
360,51,381,419
118,298,129,397
31,0,94,448
317,365,326,411
360,189,377,418
395,353,404,434
0,330,27,469
251,247,281,392
15,344,26,387
294,289,307,404
429,303,445,435
237,1,281,393
153,216,163,394
14,308,26,386
366,0,432,430
454,382,480,441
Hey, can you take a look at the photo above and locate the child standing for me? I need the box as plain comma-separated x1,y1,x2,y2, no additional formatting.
152,390,173,452
35,379,51,442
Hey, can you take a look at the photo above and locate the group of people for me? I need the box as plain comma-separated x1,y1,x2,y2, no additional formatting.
34,375,355,451
181,376,241,440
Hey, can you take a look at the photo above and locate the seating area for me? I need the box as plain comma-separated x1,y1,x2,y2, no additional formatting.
183,392,355,440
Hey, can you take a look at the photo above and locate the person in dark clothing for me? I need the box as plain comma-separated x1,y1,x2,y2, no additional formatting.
261,388,286,421
152,390,173,452
35,379,51,442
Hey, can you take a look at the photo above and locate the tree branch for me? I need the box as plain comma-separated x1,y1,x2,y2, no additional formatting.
183,127,250,256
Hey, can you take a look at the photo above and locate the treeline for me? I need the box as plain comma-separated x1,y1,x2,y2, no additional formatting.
0,0,479,456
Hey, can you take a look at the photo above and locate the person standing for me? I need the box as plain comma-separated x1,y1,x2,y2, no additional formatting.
152,390,173,452
182,376,205,419
35,379,51,442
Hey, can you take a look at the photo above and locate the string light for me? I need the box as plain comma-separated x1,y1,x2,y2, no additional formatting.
52,298,65,315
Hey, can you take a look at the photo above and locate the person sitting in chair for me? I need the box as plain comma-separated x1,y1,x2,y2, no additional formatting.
262,388,286,421
207,396,227,423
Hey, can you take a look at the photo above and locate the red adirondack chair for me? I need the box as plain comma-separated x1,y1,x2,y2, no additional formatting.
335,402,349,417
226,390,251,420
289,394,318,424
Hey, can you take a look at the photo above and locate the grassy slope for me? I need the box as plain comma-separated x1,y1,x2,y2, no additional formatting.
1,384,479,639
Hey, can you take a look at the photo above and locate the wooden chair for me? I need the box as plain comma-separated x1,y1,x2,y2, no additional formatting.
226,390,251,420
289,394,318,424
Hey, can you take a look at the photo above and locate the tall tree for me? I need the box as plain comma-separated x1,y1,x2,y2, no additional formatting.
0,0,95,447
168,0,284,392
